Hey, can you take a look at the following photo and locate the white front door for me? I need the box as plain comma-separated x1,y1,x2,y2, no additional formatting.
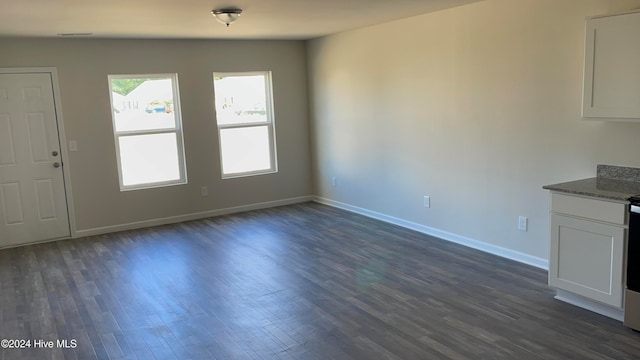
0,72,70,247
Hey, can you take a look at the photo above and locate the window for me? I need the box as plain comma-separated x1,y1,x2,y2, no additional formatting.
213,72,277,178
108,74,187,190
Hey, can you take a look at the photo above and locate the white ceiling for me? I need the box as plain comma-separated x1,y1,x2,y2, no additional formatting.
0,0,484,40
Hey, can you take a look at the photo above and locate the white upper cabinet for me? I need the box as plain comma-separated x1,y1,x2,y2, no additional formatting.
582,11,640,119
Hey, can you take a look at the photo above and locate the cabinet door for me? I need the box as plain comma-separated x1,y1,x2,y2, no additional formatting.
549,214,625,307
582,11,640,118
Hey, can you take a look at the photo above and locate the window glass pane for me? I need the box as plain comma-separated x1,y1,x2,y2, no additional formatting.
111,78,177,132
109,73,187,190
214,75,268,125
118,133,181,186
220,126,271,175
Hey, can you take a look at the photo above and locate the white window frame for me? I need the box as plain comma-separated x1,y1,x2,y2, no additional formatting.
108,73,188,191
213,71,278,179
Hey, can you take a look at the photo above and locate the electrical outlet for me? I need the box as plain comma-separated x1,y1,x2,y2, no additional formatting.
332,177,337,187
518,216,528,231
423,196,430,208
201,186,208,197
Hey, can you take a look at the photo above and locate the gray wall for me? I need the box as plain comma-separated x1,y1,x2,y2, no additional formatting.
307,0,640,262
0,38,312,232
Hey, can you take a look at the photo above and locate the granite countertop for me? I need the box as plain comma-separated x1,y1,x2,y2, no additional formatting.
543,165,640,201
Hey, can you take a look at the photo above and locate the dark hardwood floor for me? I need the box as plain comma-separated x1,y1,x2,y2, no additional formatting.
1,202,639,360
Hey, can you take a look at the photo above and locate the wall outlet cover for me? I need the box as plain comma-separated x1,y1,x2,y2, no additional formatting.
518,216,528,231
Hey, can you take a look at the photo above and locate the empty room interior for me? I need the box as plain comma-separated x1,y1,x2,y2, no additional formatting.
2,0,640,359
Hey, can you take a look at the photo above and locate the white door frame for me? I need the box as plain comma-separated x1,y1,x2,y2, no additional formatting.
0,67,77,240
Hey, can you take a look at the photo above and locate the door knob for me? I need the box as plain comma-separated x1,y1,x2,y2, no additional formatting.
53,162,60,168
52,150,58,156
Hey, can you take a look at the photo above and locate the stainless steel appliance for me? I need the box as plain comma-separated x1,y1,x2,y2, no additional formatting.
625,197,640,331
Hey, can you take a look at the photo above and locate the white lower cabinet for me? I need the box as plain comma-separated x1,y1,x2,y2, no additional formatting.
549,213,625,307
548,193,627,311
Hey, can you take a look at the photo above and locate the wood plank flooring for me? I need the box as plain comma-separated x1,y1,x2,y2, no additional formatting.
1,202,639,360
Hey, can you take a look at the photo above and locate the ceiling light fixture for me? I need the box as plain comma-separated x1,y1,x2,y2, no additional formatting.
211,8,243,27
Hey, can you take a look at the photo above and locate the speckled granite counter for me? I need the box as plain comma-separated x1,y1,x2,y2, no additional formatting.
543,165,640,201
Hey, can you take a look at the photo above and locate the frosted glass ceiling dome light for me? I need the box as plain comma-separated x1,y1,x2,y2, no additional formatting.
212,8,243,27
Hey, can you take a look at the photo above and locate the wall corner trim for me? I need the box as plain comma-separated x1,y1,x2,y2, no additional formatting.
313,196,549,270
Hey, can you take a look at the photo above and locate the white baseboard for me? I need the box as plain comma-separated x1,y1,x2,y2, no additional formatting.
554,289,623,321
75,195,549,271
75,196,313,238
314,196,549,270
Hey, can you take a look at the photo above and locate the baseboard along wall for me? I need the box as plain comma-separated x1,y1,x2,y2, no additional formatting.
74,196,314,238
314,197,549,270
74,194,548,270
